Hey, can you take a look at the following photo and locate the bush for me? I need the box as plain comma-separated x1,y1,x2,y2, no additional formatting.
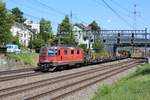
92,38,104,53
30,39,45,49
78,44,87,52
6,53,38,65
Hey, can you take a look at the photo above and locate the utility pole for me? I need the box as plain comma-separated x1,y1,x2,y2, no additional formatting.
133,4,137,30
131,4,140,30
131,4,139,55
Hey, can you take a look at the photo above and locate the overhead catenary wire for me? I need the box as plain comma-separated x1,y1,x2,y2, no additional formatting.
109,0,129,13
35,0,66,16
101,0,130,26
10,0,88,25
10,0,59,22
34,0,88,24
108,0,150,29
7,8,59,26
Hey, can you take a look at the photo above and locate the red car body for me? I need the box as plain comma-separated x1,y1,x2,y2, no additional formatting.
38,46,84,71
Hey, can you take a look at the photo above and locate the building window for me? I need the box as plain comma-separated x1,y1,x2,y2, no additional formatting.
24,40,26,44
21,34,23,37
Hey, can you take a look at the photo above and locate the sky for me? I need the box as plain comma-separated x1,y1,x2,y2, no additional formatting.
4,0,150,32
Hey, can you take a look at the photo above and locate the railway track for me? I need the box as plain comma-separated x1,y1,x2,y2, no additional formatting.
0,59,141,100
0,71,42,82
0,59,132,82
0,68,34,76
50,62,139,100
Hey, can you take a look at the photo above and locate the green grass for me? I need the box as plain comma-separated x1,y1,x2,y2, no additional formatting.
93,51,110,59
6,53,39,65
92,64,150,100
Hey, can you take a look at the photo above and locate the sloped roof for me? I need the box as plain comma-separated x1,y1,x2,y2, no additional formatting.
74,23,91,31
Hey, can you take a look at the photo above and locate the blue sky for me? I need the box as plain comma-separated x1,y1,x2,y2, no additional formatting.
4,0,150,32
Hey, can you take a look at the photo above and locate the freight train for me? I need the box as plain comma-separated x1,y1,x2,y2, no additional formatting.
36,46,127,72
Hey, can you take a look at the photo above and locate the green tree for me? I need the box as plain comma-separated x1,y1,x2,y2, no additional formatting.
31,39,45,53
11,7,26,23
92,38,104,53
59,15,72,32
0,2,14,45
58,15,77,45
78,44,87,52
89,21,101,32
39,18,53,43
31,39,45,48
12,36,21,46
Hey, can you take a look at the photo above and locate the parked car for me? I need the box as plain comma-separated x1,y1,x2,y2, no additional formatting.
6,44,21,53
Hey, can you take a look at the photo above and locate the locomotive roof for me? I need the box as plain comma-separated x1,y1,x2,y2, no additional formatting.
42,45,81,49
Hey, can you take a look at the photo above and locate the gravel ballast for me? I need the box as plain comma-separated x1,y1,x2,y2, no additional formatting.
0,58,138,100
60,63,141,100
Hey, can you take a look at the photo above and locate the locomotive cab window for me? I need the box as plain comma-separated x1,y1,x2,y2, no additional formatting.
48,49,57,56
71,49,74,54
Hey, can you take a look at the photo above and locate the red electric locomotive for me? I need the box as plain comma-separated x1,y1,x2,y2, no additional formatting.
37,46,84,72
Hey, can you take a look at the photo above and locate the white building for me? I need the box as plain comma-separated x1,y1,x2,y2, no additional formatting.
10,22,33,46
73,23,94,49
24,20,40,34
11,21,40,47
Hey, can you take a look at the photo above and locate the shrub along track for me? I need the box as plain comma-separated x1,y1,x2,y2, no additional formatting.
0,59,142,100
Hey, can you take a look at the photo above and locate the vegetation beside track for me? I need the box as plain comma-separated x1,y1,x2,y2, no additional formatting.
93,51,110,58
6,53,39,65
92,64,150,100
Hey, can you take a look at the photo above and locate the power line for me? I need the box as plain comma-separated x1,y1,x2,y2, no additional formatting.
34,0,88,24
11,0,90,25
35,0,66,16
109,0,129,13
91,0,106,7
101,0,130,26
10,0,62,19
24,13,59,26
109,0,149,29
7,8,59,26
9,0,65,25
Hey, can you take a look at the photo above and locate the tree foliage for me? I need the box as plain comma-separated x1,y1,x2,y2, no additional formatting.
39,18,53,43
11,36,21,46
89,21,101,32
58,15,72,32
31,39,45,49
0,2,14,45
11,7,26,23
78,44,87,52
57,15,77,46
92,38,104,53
